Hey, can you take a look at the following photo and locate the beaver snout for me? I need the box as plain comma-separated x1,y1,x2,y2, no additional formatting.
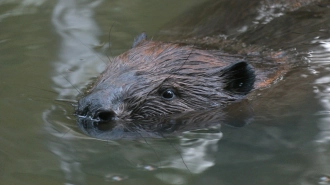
76,93,118,124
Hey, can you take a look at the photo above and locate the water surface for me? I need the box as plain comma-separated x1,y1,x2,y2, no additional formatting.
1,0,330,184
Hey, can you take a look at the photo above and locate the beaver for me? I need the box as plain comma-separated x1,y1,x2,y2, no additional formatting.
75,0,330,137
75,31,287,138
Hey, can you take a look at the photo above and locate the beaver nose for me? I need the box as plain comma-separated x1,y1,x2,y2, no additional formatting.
94,110,117,123
76,91,118,123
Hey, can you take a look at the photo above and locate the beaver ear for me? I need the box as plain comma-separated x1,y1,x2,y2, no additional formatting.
221,62,255,95
132,32,147,48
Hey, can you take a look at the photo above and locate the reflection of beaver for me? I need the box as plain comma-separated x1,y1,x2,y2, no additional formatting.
76,33,286,125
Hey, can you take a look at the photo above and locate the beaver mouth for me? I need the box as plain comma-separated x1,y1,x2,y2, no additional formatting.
77,114,116,131
76,108,118,133
76,116,167,139
76,116,184,139
76,105,118,123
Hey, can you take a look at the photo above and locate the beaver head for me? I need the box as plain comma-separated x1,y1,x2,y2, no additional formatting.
76,33,255,125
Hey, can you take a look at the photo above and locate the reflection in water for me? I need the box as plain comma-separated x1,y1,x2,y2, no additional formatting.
0,0,46,21
311,38,330,137
49,0,105,184
44,107,222,184
301,38,330,184
51,0,106,99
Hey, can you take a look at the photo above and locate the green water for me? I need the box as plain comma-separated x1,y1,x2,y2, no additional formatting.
1,0,330,184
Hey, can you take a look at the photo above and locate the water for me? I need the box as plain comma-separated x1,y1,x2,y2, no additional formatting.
1,0,330,184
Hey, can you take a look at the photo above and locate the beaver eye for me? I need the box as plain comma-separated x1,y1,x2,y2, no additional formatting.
161,89,175,100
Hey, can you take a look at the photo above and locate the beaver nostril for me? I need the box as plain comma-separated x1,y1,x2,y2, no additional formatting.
94,110,116,122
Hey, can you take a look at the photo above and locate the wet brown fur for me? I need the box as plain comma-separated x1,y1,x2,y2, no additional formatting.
77,40,286,122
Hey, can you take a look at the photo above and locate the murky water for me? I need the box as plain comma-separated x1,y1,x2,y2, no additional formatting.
1,0,330,184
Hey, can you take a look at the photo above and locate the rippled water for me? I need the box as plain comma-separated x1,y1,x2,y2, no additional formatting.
1,0,330,184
